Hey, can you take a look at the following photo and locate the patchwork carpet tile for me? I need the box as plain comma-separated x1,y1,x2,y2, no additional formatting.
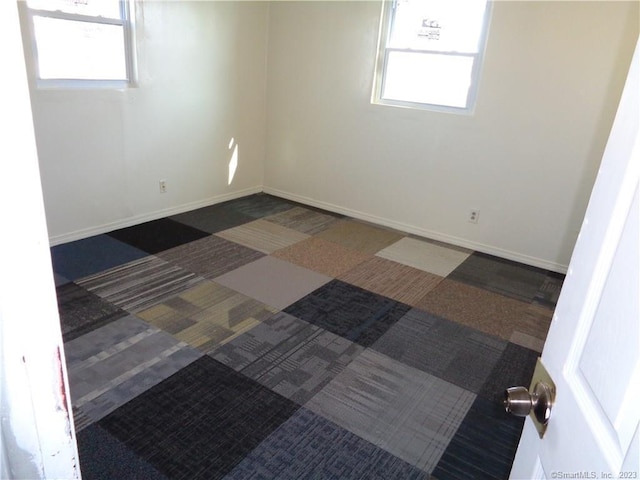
448,252,548,303
65,315,202,425
414,279,531,341
221,193,296,218
306,349,476,473
263,206,342,235
214,256,332,310
212,312,364,404
56,282,128,342
432,397,525,480
98,356,300,480
156,234,264,280
338,256,443,306
376,237,471,277
477,342,539,404
271,236,372,278
169,203,254,234
371,308,507,393
108,218,210,254
77,424,169,480
136,281,278,354
284,280,411,347
315,219,405,254
77,256,206,313
224,407,429,480
215,219,310,254
51,234,148,281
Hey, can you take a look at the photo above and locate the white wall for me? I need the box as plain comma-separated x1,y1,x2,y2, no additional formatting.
263,1,639,271
22,1,269,244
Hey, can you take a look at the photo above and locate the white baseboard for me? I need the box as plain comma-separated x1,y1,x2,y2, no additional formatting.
48,186,263,246
263,186,568,273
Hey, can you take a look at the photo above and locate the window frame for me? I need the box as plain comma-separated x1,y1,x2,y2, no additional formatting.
372,0,492,114
23,0,136,89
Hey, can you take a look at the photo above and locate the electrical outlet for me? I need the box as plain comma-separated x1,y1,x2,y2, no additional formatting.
468,209,480,224
159,180,167,193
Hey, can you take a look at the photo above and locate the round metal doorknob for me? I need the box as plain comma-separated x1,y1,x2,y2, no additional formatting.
504,382,553,425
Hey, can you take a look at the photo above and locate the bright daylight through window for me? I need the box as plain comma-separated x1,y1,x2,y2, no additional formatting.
374,0,491,112
24,0,133,86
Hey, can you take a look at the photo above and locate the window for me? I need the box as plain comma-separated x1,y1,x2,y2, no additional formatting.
24,0,134,87
373,0,491,113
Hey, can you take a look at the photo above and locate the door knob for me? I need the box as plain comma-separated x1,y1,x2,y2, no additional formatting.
503,358,556,438
504,382,553,424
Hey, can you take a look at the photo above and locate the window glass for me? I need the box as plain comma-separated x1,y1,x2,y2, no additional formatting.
27,0,121,19
33,16,127,80
375,0,490,112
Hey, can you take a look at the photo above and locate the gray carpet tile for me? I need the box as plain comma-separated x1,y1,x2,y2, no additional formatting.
156,234,265,280
263,206,342,235
77,256,207,313
306,349,476,473
448,252,548,303
372,308,507,393
214,256,331,310
56,282,128,342
477,342,539,405
212,312,364,404
222,193,297,218
170,203,255,234
224,407,429,480
65,315,202,424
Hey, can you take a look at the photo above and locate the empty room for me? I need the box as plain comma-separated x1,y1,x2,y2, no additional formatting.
1,0,638,479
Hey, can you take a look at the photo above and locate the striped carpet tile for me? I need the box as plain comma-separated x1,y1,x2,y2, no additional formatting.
157,234,264,280
216,219,310,254
77,256,206,313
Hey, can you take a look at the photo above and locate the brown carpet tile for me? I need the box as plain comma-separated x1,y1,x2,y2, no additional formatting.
271,237,372,278
315,219,405,254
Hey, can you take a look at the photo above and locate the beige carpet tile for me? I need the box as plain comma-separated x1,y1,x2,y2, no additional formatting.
414,279,532,341
509,331,546,353
215,219,310,254
338,257,444,307
376,237,472,277
263,206,342,235
271,237,372,278
137,281,277,353
315,220,405,254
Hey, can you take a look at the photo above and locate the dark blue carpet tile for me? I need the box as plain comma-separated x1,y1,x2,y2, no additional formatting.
448,253,548,303
98,356,300,480
284,280,412,348
224,407,429,480
107,218,210,254
57,282,128,342
77,424,168,480
51,234,149,281
478,342,539,404
221,193,296,218
432,396,524,480
170,204,255,234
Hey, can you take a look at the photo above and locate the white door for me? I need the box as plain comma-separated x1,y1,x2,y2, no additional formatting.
510,37,640,479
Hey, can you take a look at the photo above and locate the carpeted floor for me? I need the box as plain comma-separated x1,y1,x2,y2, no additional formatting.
52,193,563,480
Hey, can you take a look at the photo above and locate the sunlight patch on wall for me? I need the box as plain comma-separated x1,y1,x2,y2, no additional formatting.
228,137,238,185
